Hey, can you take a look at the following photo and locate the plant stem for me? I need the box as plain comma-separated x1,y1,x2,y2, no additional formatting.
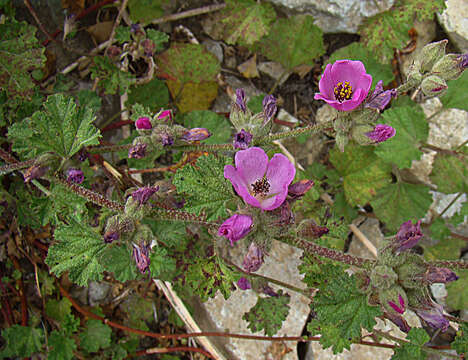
255,122,333,144
130,346,215,359
87,144,132,154
172,143,234,152
455,138,468,151
0,159,36,176
436,192,463,219
429,260,468,270
150,208,219,227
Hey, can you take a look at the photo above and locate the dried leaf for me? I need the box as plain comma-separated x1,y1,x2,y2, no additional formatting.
237,54,259,78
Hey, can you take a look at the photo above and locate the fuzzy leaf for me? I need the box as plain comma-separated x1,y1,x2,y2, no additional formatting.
79,319,112,353
128,0,169,25
391,328,429,360
90,56,133,95
330,142,392,206
48,331,76,360
115,26,131,44
177,110,232,144
430,152,468,194
325,42,394,85
149,246,177,281
243,290,290,336
453,323,468,356
46,218,107,286
8,93,100,159
441,71,468,111
0,325,44,358
370,182,432,232
173,154,235,220
0,19,46,99
166,80,218,113
423,237,465,261
46,298,72,324
146,29,169,52
446,270,468,311
101,245,138,282
254,15,324,70
374,105,429,169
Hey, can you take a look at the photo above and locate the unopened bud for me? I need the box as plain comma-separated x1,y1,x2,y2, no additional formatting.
421,75,447,96
432,54,466,81
425,266,458,284
394,220,423,253
237,277,251,290
288,179,314,199
297,219,329,239
66,168,84,184
365,124,396,143
157,110,172,123
370,265,398,290
380,286,407,315
135,116,152,130
262,94,277,124
128,143,147,159
131,186,158,205
351,123,375,145
132,242,150,274
419,40,448,73
236,88,247,113
242,242,264,273
181,128,211,142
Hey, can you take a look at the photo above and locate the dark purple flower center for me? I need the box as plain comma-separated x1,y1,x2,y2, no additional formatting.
334,81,353,102
251,178,270,196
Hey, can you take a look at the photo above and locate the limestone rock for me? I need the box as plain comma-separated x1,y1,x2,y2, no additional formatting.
265,0,395,33
438,0,468,52
348,218,383,259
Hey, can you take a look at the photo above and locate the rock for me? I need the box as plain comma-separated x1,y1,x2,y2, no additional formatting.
88,281,111,306
265,0,394,33
202,39,224,63
438,0,468,52
258,62,291,85
348,218,383,259
200,240,310,360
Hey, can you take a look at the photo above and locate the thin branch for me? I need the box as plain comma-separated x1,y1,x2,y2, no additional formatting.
0,159,36,176
87,144,132,154
348,224,378,258
104,0,129,56
255,122,333,144
130,346,215,359
429,260,468,270
151,3,226,25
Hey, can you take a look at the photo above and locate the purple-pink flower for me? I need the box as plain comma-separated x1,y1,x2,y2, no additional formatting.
366,124,396,143
365,80,397,111
395,220,423,253
135,116,152,130
237,277,251,290
224,147,296,211
131,186,158,205
181,128,211,142
314,60,372,111
218,214,253,246
243,242,264,273
157,110,172,122
388,294,406,315
66,168,84,184
234,129,253,150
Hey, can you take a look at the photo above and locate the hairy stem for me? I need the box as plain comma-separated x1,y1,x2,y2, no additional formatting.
87,144,132,154
255,122,333,144
0,159,36,176
429,260,468,270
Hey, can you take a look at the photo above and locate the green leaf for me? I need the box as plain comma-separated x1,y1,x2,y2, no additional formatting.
427,217,451,242
370,182,432,232
46,218,107,286
330,142,392,206
146,29,169,52
79,319,112,353
374,105,429,168
115,26,131,44
149,246,177,281
101,245,138,282
423,237,465,261
0,19,46,100
173,154,235,220
90,56,134,95
325,42,394,85
76,89,102,113
242,290,290,336
126,79,169,112
391,328,429,360
48,330,76,360
254,15,324,70
177,110,232,145
441,71,468,111
311,270,382,353
453,323,468,356
446,270,468,311
333,191,359,223
8,93,101,159
46,297,72,323
0,325,44,358
430,152,468,194
128,0,169,25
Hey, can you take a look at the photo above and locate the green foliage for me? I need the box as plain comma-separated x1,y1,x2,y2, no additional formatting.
309,268,382,353
446,270,468,311
370,182,432,232
441,71,468,111
374,105,428,168
46,297,72,324
430,152,467,194
423,237,465,261
101,245,138,282
91,56,134,95
149,246,177,281
76,89,102,113
8,93,101,159
46,218,107,286
48,330,76,360
115,26,131,44
0,325,44,358
146,29,169,52
254,15,324,70
173,154,235,220
177,110,232,145
333,191,359,223
184,256,237,301
453,323,468,356
360,0,446,62
330,142,392,206
243,290,290,336
0,18,46,100
315,208,348,250
391,328,429,360
325,42,394,85
128,0,169,25
79,319,112,353
428,217,451,242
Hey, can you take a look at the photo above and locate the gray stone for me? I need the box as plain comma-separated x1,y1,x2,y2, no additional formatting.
88,281,111,306
258,62,291,85
349,218,384,259
438,0,468,52
315,104,338,125
202,39,224,64
265,0,394,33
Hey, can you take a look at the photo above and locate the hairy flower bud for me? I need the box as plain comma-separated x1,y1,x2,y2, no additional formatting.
237,277,251,290
365,80,397,111
128,143,147,159
24,164,48,183
432,53,468,81
297,219,329,239
421,75,447,96
233,129,253,150
351,123,375,145
181,128,211,142
419,40,448,73
365,124,396,143
132,242,150,274
218,214,253,246
135,116,152,130
236,88,247,113
380,286,407,315
66,168,84,184
104,231,119,243
288,179,314,199
242,242,264,273
394,220,423,253
131,186,158,205
157,110,172,123
370,265,398,290
425,266,458,284
262,94,277,124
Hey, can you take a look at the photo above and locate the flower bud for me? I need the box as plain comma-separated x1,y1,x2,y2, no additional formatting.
262,94,277,124
396,261,426,289
66,168,84,184
418,40,448,73
288,179,314,199
157,109,173,123
218,214,253,246
237,277,251,290
103,231,119,243
365,124,396,143
236,88,247,113
421,75,447,96
380,286,407,315
132,242,150,274
297,219,329,239
385,312,411,333
406,67,423,88
431,53,467,81
394,220,422,253
24,164,48,183
351,123,375,145
128,143,147,159
425,266,458,284
233,129,253,150
135,116,152,130
369,265,398,290
181,128,211,142
410,292,449,331
131,186,158,205
242,242,264,273
365,80,397,111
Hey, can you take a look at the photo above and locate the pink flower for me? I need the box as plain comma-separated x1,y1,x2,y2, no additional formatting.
314,60,372,111
237,277,251,290
388,294,406,315
366,124,396,143
224,147,296,211
157,110,172,122
218,214,253,246
135,117,152,130
395,220,423,253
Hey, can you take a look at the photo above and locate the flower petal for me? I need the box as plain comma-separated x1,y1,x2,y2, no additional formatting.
331,60,366,89
224,165,261,208
234,147,268,185
262,153,296,210
318,63,334,99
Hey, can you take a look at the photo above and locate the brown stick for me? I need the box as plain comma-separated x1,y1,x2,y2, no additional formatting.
130,346,215,359
151,3,226,25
